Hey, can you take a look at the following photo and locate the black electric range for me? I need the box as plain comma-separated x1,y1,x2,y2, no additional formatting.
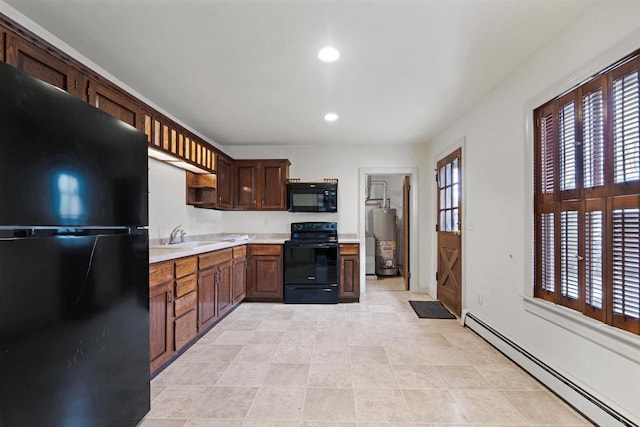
283,222,339,304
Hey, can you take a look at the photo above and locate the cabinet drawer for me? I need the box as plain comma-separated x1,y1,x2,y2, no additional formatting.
149,260,173,287
175,256,197,279
174,310,197,351
248,244,282,256
199,248,233,270
175,274,197,298
339,244,359,255
174,290,197,317
233,245,247,259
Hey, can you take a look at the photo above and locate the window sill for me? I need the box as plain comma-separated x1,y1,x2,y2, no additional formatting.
522,296,640,363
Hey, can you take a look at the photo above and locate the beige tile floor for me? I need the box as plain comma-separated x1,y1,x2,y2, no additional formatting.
139,277,593,427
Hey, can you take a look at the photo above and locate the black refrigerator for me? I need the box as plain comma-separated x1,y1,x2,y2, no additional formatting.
0,61,150,426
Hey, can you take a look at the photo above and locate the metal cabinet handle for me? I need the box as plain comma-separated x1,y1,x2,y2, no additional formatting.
168,290,173,303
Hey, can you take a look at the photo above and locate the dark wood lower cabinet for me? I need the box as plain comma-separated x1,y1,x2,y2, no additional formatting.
217,260,233,318
197,248,233,332
149,260,174,373
150,246,244,376
232,246,247,304
246,244,283,301
197,266,218,331
339,244,360,302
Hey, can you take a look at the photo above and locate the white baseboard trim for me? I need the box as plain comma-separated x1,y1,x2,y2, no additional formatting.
463,312,639,427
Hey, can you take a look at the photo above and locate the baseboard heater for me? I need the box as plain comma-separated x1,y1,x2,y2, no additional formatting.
464,312,638,427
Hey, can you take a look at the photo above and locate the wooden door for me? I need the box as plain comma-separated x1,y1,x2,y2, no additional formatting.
339,244,360,302
232,247,247,304
403,175,410,290
436,148,462,316
217,155,233,209
0,25,7,62
235,161,258,209
198,267,217,331
5,33,82,98
87,79,144,130
217,260,233,317
246,245,283,301
149,282,174,372
261,161,289,210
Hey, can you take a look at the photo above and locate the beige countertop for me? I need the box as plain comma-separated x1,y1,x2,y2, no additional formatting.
149,233,359,263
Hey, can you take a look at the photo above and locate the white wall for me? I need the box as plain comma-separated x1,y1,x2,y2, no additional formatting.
148,158,222,240
423,1,640,422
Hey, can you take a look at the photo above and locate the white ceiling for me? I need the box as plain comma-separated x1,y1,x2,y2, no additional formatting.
5,0,588,146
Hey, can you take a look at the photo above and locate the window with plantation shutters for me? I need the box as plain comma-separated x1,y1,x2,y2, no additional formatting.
535,51,640,335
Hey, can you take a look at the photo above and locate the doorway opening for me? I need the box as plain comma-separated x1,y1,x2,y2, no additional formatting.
364,173,411,290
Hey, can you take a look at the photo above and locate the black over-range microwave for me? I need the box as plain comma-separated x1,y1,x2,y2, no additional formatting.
287,182,338,212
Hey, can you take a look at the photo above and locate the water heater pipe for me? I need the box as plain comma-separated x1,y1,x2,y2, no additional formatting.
367,180,389,209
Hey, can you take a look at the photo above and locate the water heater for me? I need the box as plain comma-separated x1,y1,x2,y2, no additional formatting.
373,208,397,276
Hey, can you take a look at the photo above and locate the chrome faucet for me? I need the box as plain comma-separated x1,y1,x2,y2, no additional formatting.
168,225,186,244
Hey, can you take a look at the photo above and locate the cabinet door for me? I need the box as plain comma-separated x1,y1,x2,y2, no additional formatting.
261,161,289,210
235,162,258,209
5,33,82,98
198,267,218,331
217,155,233,209
246,245,283,301
217,260,233,318
150,282,174,372
174,309,197,352
232,257,247,304
87,79,144,130
339,244,360,302
0,25,7,62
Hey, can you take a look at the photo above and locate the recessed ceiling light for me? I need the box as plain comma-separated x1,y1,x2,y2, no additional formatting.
324,113,339,122
318,46,340,63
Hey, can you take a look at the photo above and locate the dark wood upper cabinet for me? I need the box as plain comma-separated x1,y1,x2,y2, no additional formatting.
235,161,258,209
0,25,7,62
233,159,290,210
261,160,289,210
5,33,82,98
86,79,144,130
216,154,233,209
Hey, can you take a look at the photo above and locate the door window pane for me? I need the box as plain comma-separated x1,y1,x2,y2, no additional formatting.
452,158,459,184
452,184,459,208
452,208,459,231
